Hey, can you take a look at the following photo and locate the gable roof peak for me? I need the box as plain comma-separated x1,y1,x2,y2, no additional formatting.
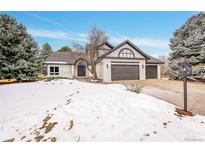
103,41,114,49
113,40,150,59
97,39,150,60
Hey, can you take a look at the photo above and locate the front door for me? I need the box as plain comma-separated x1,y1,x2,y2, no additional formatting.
77,65,86,77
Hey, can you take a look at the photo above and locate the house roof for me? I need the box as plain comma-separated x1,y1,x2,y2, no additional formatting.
86,41,114,52
103,41,114,49
146,55,164,64
98,40,150,60
45,40,164,65
45,52,89,64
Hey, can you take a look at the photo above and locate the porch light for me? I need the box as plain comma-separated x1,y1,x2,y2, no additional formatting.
106,64,109,69
142,65,144,69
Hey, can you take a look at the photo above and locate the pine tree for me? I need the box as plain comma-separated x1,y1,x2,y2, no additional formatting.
41,42,52,61
0,14,42,80
169,12,205,79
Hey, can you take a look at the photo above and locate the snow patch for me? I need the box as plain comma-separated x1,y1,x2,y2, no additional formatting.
0,79,205,141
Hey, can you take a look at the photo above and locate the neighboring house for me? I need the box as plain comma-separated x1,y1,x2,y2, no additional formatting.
45,40,164,82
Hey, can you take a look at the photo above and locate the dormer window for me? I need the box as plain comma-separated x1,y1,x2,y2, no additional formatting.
118,48,135,58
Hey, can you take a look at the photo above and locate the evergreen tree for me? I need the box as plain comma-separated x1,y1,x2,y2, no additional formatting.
169,12,205,79
41,42,52,60
0,14,42,80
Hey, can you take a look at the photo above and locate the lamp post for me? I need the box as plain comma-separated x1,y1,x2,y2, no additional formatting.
179,62,192,112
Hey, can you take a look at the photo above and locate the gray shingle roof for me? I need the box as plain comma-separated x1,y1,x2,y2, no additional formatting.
45,52,89,64
45,40,164,65
98,40,150,60
146,55,164,64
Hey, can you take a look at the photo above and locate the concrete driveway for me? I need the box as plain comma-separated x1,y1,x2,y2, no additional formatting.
115,79,205,115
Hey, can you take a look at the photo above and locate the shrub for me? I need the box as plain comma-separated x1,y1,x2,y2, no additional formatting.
45,76,69,82
127,83,143,94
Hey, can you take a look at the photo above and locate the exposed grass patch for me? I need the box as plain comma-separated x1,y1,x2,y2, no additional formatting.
3,138,15,142
45,122,58,134
34,135,44,142
20,136,26,140
0,79,16,84
39,114,58,134
145,133,150,137
44,77,69,82
163,122,167,128
39,114,52,129
42,137,57,142
65,99,71,105
34,130,40,136
67,120,74,131
50,137,57,142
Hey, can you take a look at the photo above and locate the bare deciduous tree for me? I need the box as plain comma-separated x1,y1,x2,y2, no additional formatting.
158,55,169,77
87,26,108,79
72,43,85,52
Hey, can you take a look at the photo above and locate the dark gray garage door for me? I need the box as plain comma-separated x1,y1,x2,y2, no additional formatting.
111,65,139,81
146,65,157,79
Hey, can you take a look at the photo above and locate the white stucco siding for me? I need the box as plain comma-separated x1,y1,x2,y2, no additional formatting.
157,64,161,79
102,59,111,82
101,58,146,82
107,44,145,58
139,60,146,80
98,44,112,56
96,62,103,79
47,64,73,78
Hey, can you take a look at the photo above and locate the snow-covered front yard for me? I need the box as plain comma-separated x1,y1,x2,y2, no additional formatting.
0,79,205,142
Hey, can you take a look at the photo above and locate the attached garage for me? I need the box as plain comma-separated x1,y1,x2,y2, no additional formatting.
146,65,158,79
111,65,139,81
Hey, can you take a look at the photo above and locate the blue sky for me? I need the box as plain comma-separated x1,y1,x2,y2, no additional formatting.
0,11,198,57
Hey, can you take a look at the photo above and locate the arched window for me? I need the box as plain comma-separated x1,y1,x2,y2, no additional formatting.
118,48,135,58
77,61,86,66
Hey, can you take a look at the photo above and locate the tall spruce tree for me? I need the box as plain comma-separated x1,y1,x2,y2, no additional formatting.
0,14,42,80
169,12,205,79
41,42,52,61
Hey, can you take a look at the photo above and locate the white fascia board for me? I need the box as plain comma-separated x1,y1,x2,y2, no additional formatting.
45,61,68,64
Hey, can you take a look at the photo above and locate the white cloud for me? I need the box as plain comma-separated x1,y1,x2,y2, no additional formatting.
28,28,88,42
27,28,170,54
110,35,169,49
71,33,88,42
76,33,88,38
28,13,62,26
28,28,69,39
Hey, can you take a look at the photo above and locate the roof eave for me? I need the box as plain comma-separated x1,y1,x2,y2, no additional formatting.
99,40,150,60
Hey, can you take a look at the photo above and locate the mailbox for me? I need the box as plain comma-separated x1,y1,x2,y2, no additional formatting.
179,62,192,78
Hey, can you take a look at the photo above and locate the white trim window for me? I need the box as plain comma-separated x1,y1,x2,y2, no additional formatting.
119,48,135,58
50,66,59,75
